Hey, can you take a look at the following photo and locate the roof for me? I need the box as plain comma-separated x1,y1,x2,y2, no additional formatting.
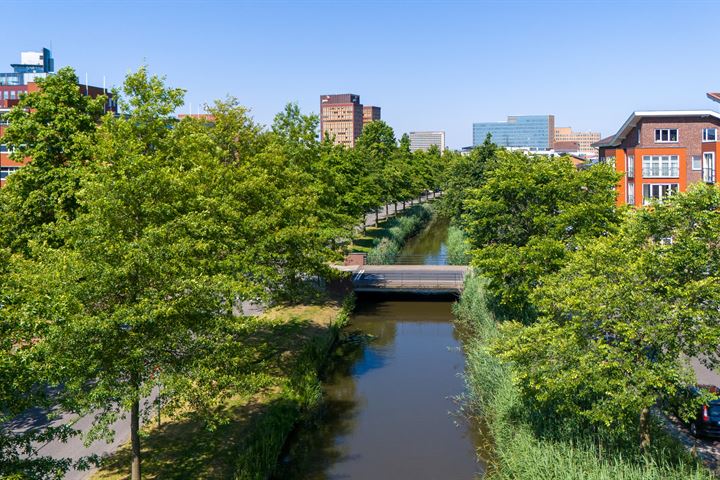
707,92,720,103
554,141,580,152
592,110,720,148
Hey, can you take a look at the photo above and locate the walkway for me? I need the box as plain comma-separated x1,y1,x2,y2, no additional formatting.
351,265,468,293
362,191,441,228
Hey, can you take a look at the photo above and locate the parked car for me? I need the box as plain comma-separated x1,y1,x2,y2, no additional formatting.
668,385,720,438
688,399,720,438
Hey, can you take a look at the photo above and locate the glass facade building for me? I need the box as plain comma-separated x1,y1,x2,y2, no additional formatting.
473,115,555,150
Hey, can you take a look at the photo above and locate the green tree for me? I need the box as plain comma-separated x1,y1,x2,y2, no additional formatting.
21,68,265,480
440,133,496,220
494,184,720,447
0,67,107,253
462,150,620,321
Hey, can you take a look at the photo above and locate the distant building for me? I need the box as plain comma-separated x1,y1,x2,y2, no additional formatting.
554,127,600,157
0,48,53,87
362,105,381,125
320,94,364,147
1,48,115,187
473,115,555,150
408,131,445,152
593,110,719,207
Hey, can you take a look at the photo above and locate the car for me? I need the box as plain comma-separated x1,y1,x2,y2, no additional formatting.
688,399,720,438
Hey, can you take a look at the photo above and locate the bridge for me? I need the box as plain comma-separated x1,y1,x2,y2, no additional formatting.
349,265,469,294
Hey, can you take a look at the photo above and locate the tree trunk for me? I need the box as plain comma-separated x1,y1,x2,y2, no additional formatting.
402,200,405,210
385,202,388,217
131,397,141,480
394,202,397,215
375,209,379,227
639,407,651,452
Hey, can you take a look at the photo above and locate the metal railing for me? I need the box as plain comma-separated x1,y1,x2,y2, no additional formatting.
353,271,466,291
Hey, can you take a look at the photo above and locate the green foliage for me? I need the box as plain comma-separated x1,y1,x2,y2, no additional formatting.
457,276,713,480
493,184,720,439
446,225,470,265
439,133,496,220
0,67,108,253
462,150,620,320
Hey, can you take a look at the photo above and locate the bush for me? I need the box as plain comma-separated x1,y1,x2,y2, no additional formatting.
446,225,470,265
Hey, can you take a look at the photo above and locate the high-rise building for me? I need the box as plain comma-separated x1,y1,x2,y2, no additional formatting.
320,94,382,147
408,131,445,152
320,94,364,147
1,48,116,187
473,115,555,150
362,105,381,125
554,127,600,157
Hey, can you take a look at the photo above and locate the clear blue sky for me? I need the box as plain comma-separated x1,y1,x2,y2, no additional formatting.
2,0,719,148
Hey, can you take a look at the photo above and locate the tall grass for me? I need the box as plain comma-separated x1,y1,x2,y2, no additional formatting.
366,204,433,264
456,275,713,480
446,225,470,265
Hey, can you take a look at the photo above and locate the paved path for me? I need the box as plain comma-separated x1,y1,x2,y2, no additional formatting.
362,191,441,228
352,265,468,293
9,391,159,479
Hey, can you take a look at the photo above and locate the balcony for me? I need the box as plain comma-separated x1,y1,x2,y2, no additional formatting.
703,167,716,184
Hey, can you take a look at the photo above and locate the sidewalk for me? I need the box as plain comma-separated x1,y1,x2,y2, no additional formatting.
362,191,442,228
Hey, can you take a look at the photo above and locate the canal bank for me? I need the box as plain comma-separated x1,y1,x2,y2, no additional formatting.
275,219,485,479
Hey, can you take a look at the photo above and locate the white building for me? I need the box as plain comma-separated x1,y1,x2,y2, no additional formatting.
408,131,445,153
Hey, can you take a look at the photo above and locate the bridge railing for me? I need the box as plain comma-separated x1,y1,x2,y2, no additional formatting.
366,255,453,266
352,270,466,291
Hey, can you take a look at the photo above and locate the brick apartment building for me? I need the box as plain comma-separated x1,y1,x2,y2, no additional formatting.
320,94,381,147
0,48,115,187
594,110,719,207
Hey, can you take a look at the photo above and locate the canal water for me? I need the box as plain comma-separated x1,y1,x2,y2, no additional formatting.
275,219,483,479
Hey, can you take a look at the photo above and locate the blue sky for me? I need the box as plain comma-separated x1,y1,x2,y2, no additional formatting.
2,0,718,148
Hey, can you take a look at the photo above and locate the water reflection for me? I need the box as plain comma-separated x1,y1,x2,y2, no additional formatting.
275,221,484,479
275,296,482,479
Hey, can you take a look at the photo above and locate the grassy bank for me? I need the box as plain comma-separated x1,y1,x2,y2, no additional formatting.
456,275,713,480
92,296,353,480
446,225,470,265
360,204,433,264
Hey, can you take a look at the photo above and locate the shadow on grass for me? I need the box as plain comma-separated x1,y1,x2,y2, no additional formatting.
93,303,343,480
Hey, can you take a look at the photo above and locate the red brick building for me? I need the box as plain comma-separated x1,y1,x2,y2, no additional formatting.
1,49,115,186
320,94,381,147
593,111,719,206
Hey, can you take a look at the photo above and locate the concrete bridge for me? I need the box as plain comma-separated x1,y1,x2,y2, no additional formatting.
348,265,469,294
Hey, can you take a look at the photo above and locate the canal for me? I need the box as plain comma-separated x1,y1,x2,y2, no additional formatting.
274,217,483,479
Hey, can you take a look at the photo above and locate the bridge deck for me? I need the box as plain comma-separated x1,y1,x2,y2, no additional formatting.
351,265,468,293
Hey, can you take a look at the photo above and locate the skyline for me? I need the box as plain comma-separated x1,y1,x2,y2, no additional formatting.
2,0,719,148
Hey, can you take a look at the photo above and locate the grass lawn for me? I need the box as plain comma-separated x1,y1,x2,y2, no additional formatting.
90,302,344,480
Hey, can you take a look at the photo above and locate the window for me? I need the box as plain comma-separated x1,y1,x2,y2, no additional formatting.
654,128,678,143
703,128,717,142
627,180,635,205
642,155,679,177
0,166,20,180
627,155,635,178
703,152,716,184
642,183,678,205
692,155,702,170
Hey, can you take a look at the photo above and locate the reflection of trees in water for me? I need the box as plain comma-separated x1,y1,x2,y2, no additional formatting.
273,335,365,480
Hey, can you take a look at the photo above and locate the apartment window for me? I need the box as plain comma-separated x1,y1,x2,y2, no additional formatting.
642,183,678,205
627,180,635,205
2,91,7,100
0,166,20,180
692,155,702,170
703,152,716,184
654,128,678,143
627,155,635,178
703,128,717,142
642,155,679,178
